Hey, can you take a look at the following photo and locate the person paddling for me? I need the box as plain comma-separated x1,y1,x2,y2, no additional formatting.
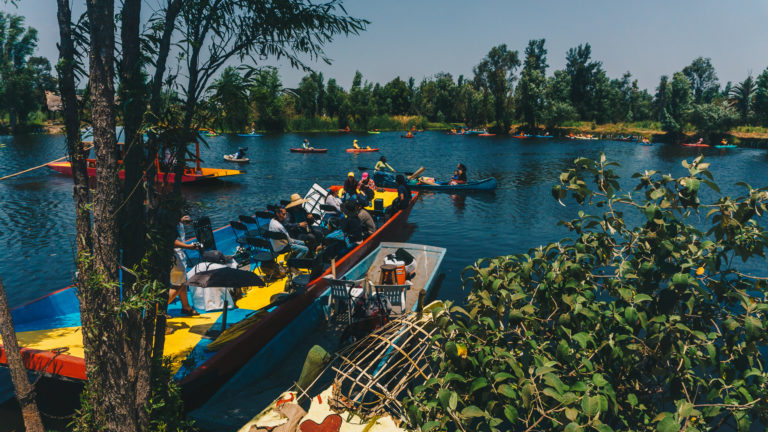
375,156,395,172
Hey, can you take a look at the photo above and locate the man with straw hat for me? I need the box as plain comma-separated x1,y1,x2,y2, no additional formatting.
284,193,322,247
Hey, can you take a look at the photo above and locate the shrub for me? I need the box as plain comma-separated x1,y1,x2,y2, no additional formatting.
403,155,768,431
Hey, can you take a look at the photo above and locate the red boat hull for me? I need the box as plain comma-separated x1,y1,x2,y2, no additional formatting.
47,161,242,183
345,148,379,153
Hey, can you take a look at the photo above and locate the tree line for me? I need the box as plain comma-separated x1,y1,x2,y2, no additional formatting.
207,40,768,141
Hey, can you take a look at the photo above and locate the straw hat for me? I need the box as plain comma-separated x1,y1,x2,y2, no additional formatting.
285,193,306,209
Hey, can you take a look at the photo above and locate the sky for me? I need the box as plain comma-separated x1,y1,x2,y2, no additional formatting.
4,0,768,92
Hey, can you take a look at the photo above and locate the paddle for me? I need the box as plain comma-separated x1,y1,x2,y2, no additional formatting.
407,167,425,180
357,166,414,176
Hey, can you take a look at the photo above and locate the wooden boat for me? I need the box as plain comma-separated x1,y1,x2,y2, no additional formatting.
223,154,249,163
233,243,446,432
0,187,419,411
290,148,328,153
237,133,263,137
47,141,243,184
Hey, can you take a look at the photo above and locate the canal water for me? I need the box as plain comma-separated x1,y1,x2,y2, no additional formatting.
0,132,767,308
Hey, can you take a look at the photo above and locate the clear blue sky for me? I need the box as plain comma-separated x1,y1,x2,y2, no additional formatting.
4,0,768,92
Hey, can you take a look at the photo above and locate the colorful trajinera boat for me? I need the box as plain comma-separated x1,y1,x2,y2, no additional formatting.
222,243,446,432
0,186,418,410
47,141,243,183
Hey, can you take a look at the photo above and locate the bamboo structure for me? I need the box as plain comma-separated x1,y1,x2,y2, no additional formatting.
329,310,439,419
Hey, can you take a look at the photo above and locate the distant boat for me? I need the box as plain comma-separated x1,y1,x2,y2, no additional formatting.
367,131,381,134
346,148,379,153
478,133,496,137
290,148,328,153
237,133,262,137
511,134,532,139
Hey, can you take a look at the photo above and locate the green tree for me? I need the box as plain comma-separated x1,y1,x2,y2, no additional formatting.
384,76,411,115
250,67,287,131
653,75,669,121
403,154,768,432
754,68,768,126
565,43,601,121
473,44,520,132
208,66,251,132
0,12,40,130
729,74,757,124
349,70,374,128
682,57,720,104
690,102,738,142
296,72,321,117
516,39,548,130
661,72,693,140
541,100,577,130
324,78,344,118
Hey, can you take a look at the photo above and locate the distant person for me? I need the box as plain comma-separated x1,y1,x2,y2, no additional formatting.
358,172,376,203
450,163,467,185
269,207,309,258
395,174,411,210
343,172,359,200
170,215,200,316
302,139,311,149
353,139,361,149
721,138,728,145
234,147,246,159
375,156,395,172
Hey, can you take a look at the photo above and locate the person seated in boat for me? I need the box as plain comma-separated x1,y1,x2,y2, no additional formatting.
284,193,323,248
269,207,309,259
375,156,395,172
405,131,413,138
347,199,375,239
170,215,200,316
324,191,343,213
449,163,467,185
344,125,350,132
343,172,359,201
721,138,728,145
234,147,247,159
395,174,411,210
358,172,376,204
353,139,360,149
301,139,312,150
340,200,365,245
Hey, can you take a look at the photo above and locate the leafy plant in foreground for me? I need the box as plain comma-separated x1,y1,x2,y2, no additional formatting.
403,154,768,431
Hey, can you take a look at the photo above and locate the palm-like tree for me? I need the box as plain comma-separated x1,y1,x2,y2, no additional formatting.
729,75,757,124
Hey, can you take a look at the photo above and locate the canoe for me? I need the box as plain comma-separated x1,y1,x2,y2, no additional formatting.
345,148,379,153
230,243,446,432
237,133,262,137
0,186,418,411
682,143,710,147
478,133,496,137
223,154,249,163
47,160,243,183
367,131,380,135
290,148,328,153
615,137,636,142
715,145,737,148
373,171,497,191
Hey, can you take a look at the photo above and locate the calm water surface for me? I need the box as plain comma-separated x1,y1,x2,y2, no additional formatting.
1,132,767,307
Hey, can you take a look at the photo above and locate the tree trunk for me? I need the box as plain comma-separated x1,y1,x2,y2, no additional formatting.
0,273,44,432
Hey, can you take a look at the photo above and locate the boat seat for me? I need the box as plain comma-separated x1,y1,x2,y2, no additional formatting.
370,281,409,315
325,278,366,325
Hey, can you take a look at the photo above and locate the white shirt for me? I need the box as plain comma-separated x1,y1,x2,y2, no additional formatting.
268,218,291,252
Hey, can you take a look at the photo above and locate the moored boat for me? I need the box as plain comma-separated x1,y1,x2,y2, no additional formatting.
290,148,328,153
231,243,446,432
0,186,419,410
400,134,414,139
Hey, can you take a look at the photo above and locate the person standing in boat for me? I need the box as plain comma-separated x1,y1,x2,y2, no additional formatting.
375,156,395,172
169,215,200,316
395,174,411,210
269,207,309,259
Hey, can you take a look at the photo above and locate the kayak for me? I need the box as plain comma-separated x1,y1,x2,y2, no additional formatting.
367,131,380,134
290,148,327,153
682,143,710,147
237,133,262,137
346,148,379,153
337,129,351,133
478,133,496,137
535,135,554,138
511,134,532,139
223,154,249,163
400,135,414,139
715,144,737,148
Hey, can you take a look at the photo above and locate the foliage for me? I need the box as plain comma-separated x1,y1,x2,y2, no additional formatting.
660,73,693,140
250,67,287,132
682,57,720,104
689,102,738,142
516,39,548,130
565,43,602,121
208,66,251,132
729,75,757,125
474,44,520,132
403,154,768,431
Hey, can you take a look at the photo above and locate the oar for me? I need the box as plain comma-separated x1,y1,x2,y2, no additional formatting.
357,166,414,176
407,167,425,180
